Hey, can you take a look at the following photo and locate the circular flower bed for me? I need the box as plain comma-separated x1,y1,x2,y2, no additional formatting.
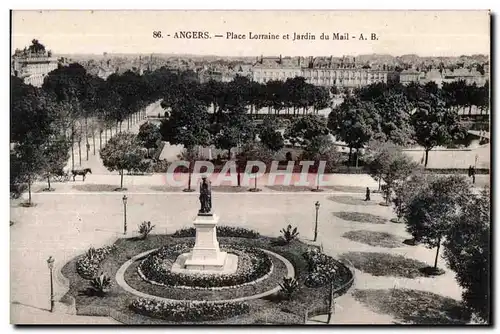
138,242,273,289
60,233,354,324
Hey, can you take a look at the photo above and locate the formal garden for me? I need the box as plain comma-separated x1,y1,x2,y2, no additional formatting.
60,225,354,324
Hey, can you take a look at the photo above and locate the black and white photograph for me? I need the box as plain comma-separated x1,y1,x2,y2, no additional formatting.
9,9,491,325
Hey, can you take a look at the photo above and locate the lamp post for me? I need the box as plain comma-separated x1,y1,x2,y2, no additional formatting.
46,256,55,313
314,201,320,242
122,195,128,235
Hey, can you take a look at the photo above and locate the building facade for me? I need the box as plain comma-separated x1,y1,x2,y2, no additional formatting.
12,54,59,87
251,55,389,88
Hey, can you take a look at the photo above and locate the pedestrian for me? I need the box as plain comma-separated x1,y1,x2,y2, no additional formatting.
365,187,371,201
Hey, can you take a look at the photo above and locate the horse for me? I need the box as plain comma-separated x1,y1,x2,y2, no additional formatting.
71,168,92,181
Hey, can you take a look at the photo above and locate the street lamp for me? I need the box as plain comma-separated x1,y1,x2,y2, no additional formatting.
46,256,55,313
314,201,320,242
122,195,128,235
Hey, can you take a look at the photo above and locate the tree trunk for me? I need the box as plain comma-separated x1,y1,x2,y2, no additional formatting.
71,125,75,170
47,175,51,190
355,151,359,168
378,177,381,191
71,140,75,170
92,130,96,155
188,169,192,191
28,176,32,205
78,140,82,166
433,237,441,269
119,121,122,132
84,117,88,156
424,149,430,167
348,147,353,166
99,131,103,150
120,170,124,189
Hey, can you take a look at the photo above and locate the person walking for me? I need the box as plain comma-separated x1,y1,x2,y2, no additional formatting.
365,187,371,201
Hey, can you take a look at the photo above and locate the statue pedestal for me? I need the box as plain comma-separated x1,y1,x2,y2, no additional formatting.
183,214,229,271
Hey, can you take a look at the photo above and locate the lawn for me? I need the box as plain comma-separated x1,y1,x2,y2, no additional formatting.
338,252,429,278
333,212,387,224
266,185,314,192
328,195,378,206
73,184,123,192
150,186,183,192
353,288,470,324
211,186,249,193
342,230,403,248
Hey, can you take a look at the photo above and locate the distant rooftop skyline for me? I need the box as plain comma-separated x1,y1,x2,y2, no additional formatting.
12,10,490,57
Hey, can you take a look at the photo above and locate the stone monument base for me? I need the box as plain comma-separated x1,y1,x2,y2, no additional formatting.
171,253,238,275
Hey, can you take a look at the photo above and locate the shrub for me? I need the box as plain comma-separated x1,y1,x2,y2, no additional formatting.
138,221,155,239
278,277,299,300
130,297,250,322
280,224,299,244
76,245,116,279
89,273,112,296
139,243,273,288
302,248,352,288
171,226,260,239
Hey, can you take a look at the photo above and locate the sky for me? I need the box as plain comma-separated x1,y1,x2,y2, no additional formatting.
11,10,490,57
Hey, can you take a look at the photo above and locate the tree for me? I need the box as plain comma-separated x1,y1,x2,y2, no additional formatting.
404,175,472,272
137,122,161,158
160,99,212,150
100,133,144,189
302,135,343,191
365,142,420,204
443,189,490,323
258,117,284,152
214,113,255,159
11,77,56,144
238,142,275,190
411,97,467,167
177,148,204,192
328,97,381,166
41,136,70,190
284,114,329,147
392,172,432,223
10,140,46,206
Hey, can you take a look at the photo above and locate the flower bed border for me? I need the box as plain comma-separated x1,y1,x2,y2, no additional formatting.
137,252,274,291
137,243,273,290
116,248,295,303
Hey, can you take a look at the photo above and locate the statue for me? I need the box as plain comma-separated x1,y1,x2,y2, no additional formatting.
199,176,212,214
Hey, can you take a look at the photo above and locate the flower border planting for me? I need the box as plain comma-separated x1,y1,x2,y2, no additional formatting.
130,297,250,322
171,226,260,239
137,243,273,290
303,248,354,288
76,245,116,279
